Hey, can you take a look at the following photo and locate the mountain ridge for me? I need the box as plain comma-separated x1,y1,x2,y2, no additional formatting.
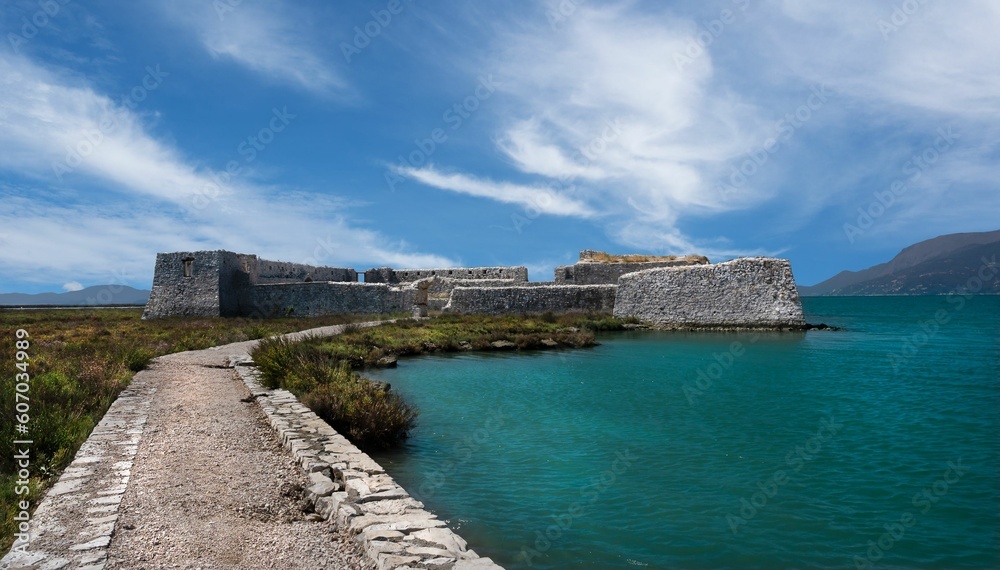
800,230,1000,296
0,285,150,306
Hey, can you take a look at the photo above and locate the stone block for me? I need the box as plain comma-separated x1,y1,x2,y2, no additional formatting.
307,479,339,499
409,528,468,553
421,558,459,569
355,488,410,504
358,497,424,516
336,505,359,528
377,554,422,570
405,545,454,558
69,535,111,551
367,540,405,556
360,528,406,541
346,478,372,498
349,512,442,533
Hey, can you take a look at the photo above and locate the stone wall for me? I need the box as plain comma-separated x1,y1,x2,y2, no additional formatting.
143,251,231,318
364,266,528,283
249,283,413,318
144,251,364,318
554,258,709,285
249,257,358,284
220,251,255,316
144,250,807,327
419,277,541,297
613,257,806,328
444,285,617,315
362,267,396,284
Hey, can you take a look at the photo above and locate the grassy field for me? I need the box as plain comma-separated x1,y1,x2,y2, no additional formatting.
0,308,396,553
251,313,633,449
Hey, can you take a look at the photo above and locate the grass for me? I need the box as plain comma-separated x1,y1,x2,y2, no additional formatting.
251,313,636,449
0,308,399,553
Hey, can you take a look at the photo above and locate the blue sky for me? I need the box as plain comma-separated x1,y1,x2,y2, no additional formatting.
1,0,998,293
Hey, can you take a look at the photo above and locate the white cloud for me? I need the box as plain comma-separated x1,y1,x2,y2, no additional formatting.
611,223,781,262
763,1,1000,115
166,1,349,95
0,54,452,288
396,166,595,218
411,1,1000,254
62,281,84,292
772,0,1000,117
490,4,764,216
0,55,224,205
402,3,776,253
760,0,1000,241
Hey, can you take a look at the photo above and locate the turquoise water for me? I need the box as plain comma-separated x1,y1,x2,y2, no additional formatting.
368,297,1000,569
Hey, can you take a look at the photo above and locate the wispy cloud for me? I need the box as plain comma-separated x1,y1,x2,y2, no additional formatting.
0,191,454,288
0,54,209,203
401,3,770,253
774,0,1000,117
492,4,763,213
403,1,1000,255
396,166,595,217
764,0,1000,243
166,1,349,95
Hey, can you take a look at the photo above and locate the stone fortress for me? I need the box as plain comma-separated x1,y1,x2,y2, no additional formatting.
142,249,807,328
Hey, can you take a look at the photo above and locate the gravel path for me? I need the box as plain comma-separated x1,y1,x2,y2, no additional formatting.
104,342,370,570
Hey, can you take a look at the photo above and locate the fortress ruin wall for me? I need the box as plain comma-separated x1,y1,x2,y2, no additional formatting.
443,285,617,315
613,257,806,328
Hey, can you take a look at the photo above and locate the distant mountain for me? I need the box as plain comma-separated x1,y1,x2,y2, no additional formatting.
800,230,1000,296
0,285,150,306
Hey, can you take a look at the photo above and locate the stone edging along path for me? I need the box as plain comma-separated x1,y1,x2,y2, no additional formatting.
228,357,503,570
1,372,154,570
2,321,503,570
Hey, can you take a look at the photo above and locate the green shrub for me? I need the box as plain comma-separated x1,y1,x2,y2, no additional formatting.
251,343,417,449
117,344,154,372
242,323,273,340
252,336,302,389
299,363,417,449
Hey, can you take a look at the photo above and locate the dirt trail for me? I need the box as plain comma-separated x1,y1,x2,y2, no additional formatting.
105,343,369,569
